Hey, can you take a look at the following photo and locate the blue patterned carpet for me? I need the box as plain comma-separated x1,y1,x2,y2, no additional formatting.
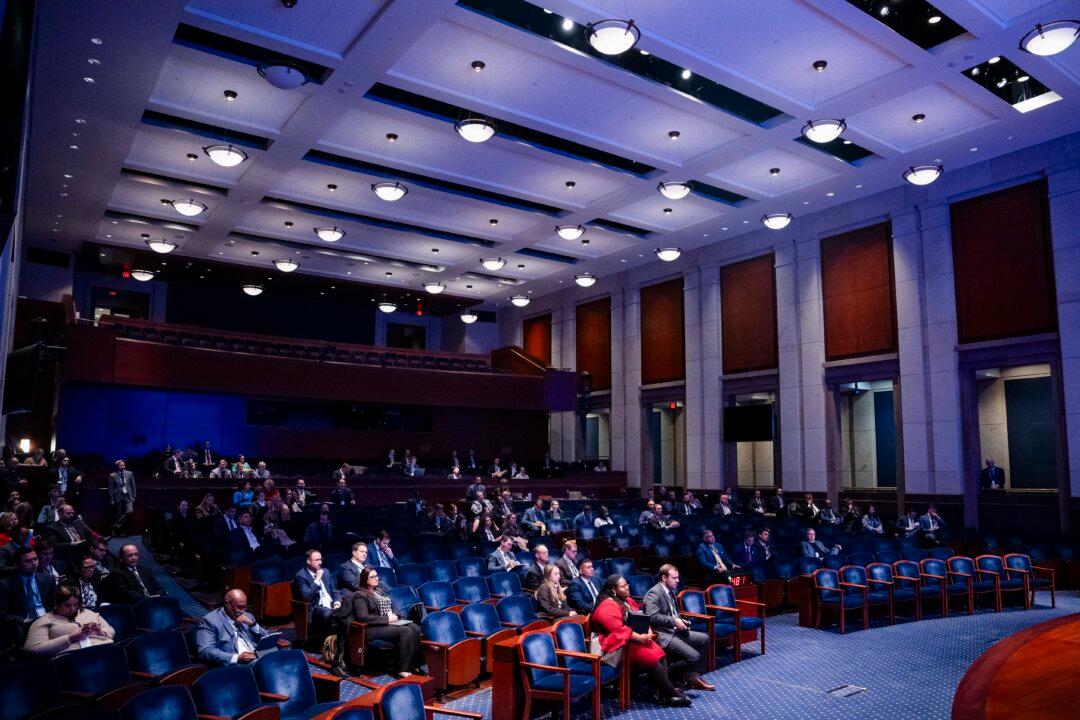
124,537,1078,720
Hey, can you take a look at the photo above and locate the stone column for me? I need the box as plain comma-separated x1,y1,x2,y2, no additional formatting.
684,266,722,491
622,287,643,488
609,289,627,475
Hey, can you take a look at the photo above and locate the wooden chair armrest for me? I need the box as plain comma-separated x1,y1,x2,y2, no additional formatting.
130,671,155,680
947,571,971,578
839,582,867,589
1006,567,1030,574
311,673,343,684
735,599,765,608
425,707,483,720
921,573,945,580
520,661,571,674
499,622,518,628
464,630,487,637
895,575,919,582
1033,566,1056,578
259,692,290,702
422,640,449,652
555,649,599,662
349,621,369,630
705,604,739,613
680,611,712,621
867,579,893,586
235,706,280,720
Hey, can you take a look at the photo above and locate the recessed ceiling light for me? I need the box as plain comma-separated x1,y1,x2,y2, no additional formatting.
74,118,86,125
855,184,863,188
556,225,586,240
83,76,95,83
680,69,691,80
69,145,78,150
928,14,942,24
970,146,979,152
314,226,345,242
327,183,337,191
585,18,640,55
59,192,68,197
988,56,1001,64
63,173,73,178
565,180,576,189
371,181,408,201
842,139,853,145
87,58,100,65
826,192,835,197
90,37,103,45
640,49,650,56
489,218,499,225
561,18,573,31
1016,74,1030,82
662,207,673,215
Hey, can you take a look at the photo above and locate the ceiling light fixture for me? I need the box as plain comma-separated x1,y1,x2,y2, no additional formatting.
274,259,299,272
371,181,408,201
314,226,345,242
454,61,497,142
903,113,943,186
258,63,308,89
802,61,846,143
203,143,247,167
655,247,682,262
761,213,792,230
511,295,531,307
574,273,597,288
423,282,446,294
130,269,154,282
1020,20,1079,56
146,239,176,254
242,284,263,296
481,257,506,271
556,224,586,240
169,198,208,217
460,310,478,324
657,181,692,199
585,18,640,55
378,301,398,314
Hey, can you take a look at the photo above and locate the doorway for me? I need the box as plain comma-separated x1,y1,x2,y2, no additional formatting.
646,400,685,487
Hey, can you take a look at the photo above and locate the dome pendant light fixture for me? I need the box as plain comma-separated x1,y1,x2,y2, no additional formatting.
423,282,446,295
169,198,208,217
761,168,792,230
480,257,506,271
586,18,640,55
801,118,847,144
1020,20,1079,56
273,259,299,272
257,63,308,89
510,295,530,307
146,238,177,254
204,91,249,167
574,273,598,288
902,113,943,186
378,301,398,314
371,181,408,202
657,181,692,200
655,247,682,262
454,62,497,142
130,269,155,282
314,226,345,242
242,284,263,296
556,224,586,241
460,310,479,324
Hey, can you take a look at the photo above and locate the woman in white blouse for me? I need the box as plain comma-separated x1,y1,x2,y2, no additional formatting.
24,582,114,658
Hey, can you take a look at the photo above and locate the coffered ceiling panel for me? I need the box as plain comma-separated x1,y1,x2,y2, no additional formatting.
847,83,998,152
709,146,841,197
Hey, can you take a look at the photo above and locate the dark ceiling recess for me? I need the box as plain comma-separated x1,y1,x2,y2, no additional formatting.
173,23,332,84
962,57,1055,109
141,110,271,150
590,219,653,238
793,135,877,165
845,1,966,50
687,181,753,207
456,0,788,128
516,247,578,265
364,83,656,177
78,243,480,315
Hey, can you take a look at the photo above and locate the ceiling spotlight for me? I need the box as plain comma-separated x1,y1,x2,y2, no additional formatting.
489,218,499,225
761,213,793,230
169,198,208,216
1020,20,1079,56
423,282,446,294
257,63,308,89
561,18,574,31
585,18,640,55
556,224,586,240
801,118,847,144
655,247,682,262
314,226,345,242
203,144,248,167
146,239,177,254
680,69,692,80
460,310,478,324
274,259,299,272
242,284,264,296
574,274,597,288
371,181,408,201
510,295,531,307
454,117,496,143
903,165,943,186
988,56,1001,64
657,181,692,200
928,14,942,24
378,301,398,314
481,257,506,271
130,269,155,282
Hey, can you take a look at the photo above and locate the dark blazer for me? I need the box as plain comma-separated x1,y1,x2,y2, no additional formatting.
350,589,391,625
195,607,270,666
800,540,837,559
696,542,735,571
102,564,163,604
535,583,572,618
768,495,786,514
337,560,366,594
980,466,1004,489
554,557,579,586
367,544,398,571
49,465,81,494
44,518,96,548
465,483,486,501
227,527,263,557
108,471,137,504
292,567,339,622
642,582,684,649
0,571,56,626
566,576,600,613
0,541,27,573
521,561,546,591
733,542,762,567
302,522,335,551
328,489,354,508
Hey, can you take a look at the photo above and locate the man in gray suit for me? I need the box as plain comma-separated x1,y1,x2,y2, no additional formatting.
486,535,521,572
108,460,136,535
195,589,273,665
799,528,841,559
642,564,715,691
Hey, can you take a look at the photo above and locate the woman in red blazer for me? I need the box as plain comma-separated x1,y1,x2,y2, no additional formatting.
589,574,691,707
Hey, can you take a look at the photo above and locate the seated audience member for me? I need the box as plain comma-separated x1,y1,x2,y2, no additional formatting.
1,434,18,462
303,506,336,552
45,503,99,548
24,582,113,658
233,454,252,477
89,538,118,580
572,505,595,530
1,525,34,572
676,491,702,516
842,499,862,532
36,541,63,581
199,440,217,475
253,461,271,481
385,449,398,472
284,489,303,515
292,550,346,674
556,539,581,584
196,588,272,666
24,448,48,467
445,503,467,541
181,460,202,479
647,504,680,530
500,514,528,550
522,544,550,590
566,559,601,613
754,528,773,563
794,493,821,524
487,535,522,572
447,466,464,482
548,500,564,521
36,486,64,526
2,457,28,496
535,564,575,618
329,478,355,510
73,554,103,611
896,509,920,538
215,506,240,540
337,542,370,594
513,465,530,480
368,531,398,571
591,575,690,707
593,460,608,472
469,490,493,519
862,505,884,534
0,511,17,545
472,512,500,545
349,567,422,678
800,528,841,559
229,509,274,560
210,459,233,480
919,505,948,546
697,529,739,583
493,490,514,524
449,450,460,470
980,457,1004,490
164,450,182,477
594,505,616,529
509,462,520,479
424,503,450,536
262,496,295,550
723,487,742,513
294,478,315,508
713,494,734,516
768,487,787,517
232,480,254,508
521,499,548,536
464,450,480,472
0,546,55,649
643,565,714,692
638,500,657,526
734,531,761,567
488,456,508,480
818,499,843,527
103,544,163,604
332,463,352,483
748,489,766,515
169,499,197,559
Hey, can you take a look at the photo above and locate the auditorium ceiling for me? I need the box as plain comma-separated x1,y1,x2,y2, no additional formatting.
24,0,1080,308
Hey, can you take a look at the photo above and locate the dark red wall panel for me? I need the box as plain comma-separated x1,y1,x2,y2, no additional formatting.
522,313,552,365
821,222,897,360
640,278,685,385
951,180,1057,343
576,297,611,391
721,254,778,374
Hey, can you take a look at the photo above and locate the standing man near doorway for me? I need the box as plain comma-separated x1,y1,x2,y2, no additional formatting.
980,458,1004,490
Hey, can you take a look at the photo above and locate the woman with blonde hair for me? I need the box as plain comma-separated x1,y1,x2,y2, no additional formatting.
535,563,575,618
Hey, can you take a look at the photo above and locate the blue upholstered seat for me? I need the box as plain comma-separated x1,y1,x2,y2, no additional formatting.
251,650,340,720
119,685,195,720
191,666,269,720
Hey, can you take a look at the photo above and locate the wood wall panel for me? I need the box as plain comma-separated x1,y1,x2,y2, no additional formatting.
576,297,612,391
522,312,552,365
720,254,778,374
951,180,1057,343
821,222,897,360
640,278,685,385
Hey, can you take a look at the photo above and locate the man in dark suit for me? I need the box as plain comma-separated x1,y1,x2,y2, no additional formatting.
337,542,369,594
493,491,515,525
466,478,486,502
368,531,398,571
291,549,342,640
566,559,601,613
521,544,549,590
214,505,240,540
0,546,56,649
195,588,273,666
799,528,841,559
0,525,33,573
164,450,183,477
49,456,81,497
919,505,948,546
294,479,315,509
642,565,714,691
733,531,764,567
44,503,98,549
108,460,137,535
768,487,786,517
554,539,581,585
199,441,218,476
102,543,163,603
487,457,508,480
980,458,1004,490
696,529,739,583
487,535,521,573
328,479,355,510
228,510,274,561
464,450,480,472
302,507,335,553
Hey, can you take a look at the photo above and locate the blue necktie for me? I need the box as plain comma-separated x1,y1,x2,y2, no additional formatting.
24,576,43,619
